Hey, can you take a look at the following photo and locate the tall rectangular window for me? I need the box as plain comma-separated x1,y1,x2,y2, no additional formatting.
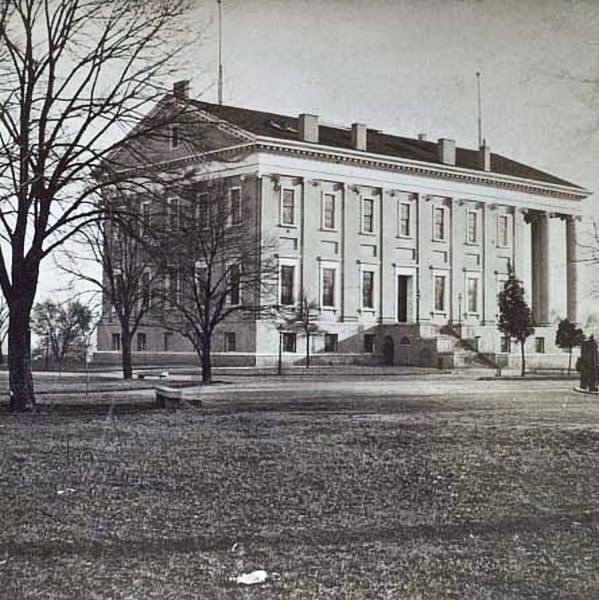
282,332,297,352
362,198,374,233
224,332,237,352
434,275,446,312
141,201,151,236
163,332,173,351
498,214,511,247
111,333,121,351
228,263,241,305
281,189,295,225
467,277,478,313
324,333,338,353
141,271,151,309
467,210,478,244
230,187,242,225
322,267,336,307
323,193,336,229
197,193,208,227
136,333,147,351
399,202,411,237
280,265,295,305
500,336,511,353
168,198,179,230
433,207,445,241
535,337,545,353
362,270,374,309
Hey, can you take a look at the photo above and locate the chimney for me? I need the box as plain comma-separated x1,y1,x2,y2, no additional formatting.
417,133,427,141
298,114,319,143
351,123,367,151
437,138,456,166
173,80,190,100
478,141,491,172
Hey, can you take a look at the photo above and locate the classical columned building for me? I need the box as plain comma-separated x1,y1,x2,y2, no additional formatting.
94,82,590,369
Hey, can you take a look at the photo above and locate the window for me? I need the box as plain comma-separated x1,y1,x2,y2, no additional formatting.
141,201,151,236
323,193,336,229
282,332,297,352
434,275,446,312
498,214,511,247
466,210,478,244
224,332,237,352
399,202,411,237
280,265,295,305
535,337,545,353
111,333,121,351
197,193,208,227
362,198,374,233
171,127,179,149
281,189,295,225
230,187,242,225
165,267,180,302
324,333,338,353
141,270,151,309
136,333,147,352
168,198,179,230
467,277,479,313
362,270,374,309
228,263,241,305
500,336,511,353
364,334,375,353
433,206,446,241
322,267,336,307
163,332,173,351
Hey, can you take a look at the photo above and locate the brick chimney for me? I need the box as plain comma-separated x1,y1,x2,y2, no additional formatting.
173,80,190,100
351,123,367,151
437,138,456,166
478,141,491,172
417,133,427,141
298,114,319,143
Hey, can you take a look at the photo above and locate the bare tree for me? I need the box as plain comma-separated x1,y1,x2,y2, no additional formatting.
0,0,195,410
279,298,322,369
152,179,277,384
60,210,162,379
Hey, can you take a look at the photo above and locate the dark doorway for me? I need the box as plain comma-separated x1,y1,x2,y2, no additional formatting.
383,336,394,366
397,275,409,322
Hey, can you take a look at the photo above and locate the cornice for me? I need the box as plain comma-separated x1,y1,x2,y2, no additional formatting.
108,136,590,202
254,137,589,201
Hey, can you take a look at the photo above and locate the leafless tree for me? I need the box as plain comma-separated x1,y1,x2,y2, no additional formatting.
0,0,195,410
279,298,322,369
152,179,278,384
60,206,163,379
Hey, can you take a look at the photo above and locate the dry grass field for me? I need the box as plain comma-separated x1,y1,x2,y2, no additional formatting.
0,377,598,599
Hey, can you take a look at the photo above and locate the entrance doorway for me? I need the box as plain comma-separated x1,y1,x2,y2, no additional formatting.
397,275,410,322
383,336,394,366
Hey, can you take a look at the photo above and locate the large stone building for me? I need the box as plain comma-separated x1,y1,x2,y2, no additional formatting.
95,82,590,369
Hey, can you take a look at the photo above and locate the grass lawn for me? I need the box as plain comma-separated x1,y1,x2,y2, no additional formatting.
0,384,598,598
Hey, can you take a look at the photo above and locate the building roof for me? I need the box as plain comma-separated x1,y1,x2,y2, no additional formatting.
190,100,582,190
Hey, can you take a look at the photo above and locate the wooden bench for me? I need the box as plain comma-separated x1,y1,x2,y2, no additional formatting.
155,385,183,408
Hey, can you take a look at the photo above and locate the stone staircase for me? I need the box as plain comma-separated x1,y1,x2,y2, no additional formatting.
439,325,496,369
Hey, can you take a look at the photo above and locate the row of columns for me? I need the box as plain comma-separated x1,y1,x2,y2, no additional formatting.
528,211,578,325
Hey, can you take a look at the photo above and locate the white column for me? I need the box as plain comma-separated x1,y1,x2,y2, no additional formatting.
566,215,578,323
417,195,432,323
531,212,550,324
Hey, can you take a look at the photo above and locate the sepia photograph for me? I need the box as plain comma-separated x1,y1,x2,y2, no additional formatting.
1,0,598,597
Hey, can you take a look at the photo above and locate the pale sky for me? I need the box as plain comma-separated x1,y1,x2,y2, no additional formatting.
44,0,599,320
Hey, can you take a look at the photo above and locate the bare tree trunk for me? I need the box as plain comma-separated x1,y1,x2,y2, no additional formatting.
121,327,133,380
8,303,35,411
306,330,310,369
520,340,526,378
201,337,212,384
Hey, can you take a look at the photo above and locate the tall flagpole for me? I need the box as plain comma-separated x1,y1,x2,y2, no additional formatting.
476,71,482,147
217,0,223,105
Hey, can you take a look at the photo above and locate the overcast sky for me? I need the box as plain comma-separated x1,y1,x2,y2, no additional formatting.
47,0,599,318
